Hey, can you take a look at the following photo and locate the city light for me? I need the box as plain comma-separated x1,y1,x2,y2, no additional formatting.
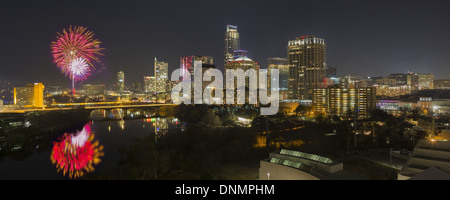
1,1,450,184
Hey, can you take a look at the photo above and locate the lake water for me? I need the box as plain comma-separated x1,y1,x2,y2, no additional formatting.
0,109,180,180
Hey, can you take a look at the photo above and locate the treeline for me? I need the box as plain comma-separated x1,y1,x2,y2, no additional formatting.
159,104,259,128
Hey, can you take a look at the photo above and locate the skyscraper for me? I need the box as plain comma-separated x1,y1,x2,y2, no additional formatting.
287,35,326,100
118,71,125,93
224,25,240,67
154,58,168,94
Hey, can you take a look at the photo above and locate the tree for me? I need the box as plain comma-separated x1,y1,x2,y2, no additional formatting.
199,109,222,128
295,105,311,115
410,108,421,121
369,108,391,121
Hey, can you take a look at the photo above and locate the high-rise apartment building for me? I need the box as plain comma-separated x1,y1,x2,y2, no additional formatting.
143,76,156,94
224,25,240,67
117,71,125,93
407,72,419,89
312,85,376,119
14,83,44,108
357,87,377,118
154,58,168,94
287,35,327,100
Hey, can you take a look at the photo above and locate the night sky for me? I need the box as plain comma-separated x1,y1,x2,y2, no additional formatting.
1,0,450,88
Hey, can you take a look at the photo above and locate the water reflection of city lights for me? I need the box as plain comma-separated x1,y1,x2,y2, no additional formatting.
119,119,125,130
50,123,104,179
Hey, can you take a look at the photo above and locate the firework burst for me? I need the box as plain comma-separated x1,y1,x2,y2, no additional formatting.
51,26,103,68
67,57,90,81
50,26,103,94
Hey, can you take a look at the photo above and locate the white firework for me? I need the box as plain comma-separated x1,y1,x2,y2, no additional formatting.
69,57,90,80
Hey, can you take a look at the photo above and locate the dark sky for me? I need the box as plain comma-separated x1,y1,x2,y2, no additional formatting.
1,0,450,88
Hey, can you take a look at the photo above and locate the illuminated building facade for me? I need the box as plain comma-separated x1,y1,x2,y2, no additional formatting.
224,25,240,66
117,71,125,93
14,87,33,107
418,73,434,90
340,75,362,89
407,72,419,89
434,79,450,89
154,58,168,94
357,87,377,118
402,72,434,90
312,88,328,114
180,55,214,81
376,78,397,86
375,85,411,97
388,73,408,86
312,85,376,119
233,50,247,59
418,97,433,112
143,76,156,94
288,35,326,100
85,84,105,96
13,83,45,108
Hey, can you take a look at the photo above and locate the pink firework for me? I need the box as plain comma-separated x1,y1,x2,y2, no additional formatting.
50,26,103,94
51,26,103,69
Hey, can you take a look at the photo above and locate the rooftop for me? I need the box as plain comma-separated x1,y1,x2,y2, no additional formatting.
279,149,335,165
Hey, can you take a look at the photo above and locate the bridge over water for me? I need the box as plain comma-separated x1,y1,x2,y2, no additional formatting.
0,102,176,114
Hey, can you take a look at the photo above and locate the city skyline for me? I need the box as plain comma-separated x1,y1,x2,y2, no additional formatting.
1,0,450,87
2,0,450,182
